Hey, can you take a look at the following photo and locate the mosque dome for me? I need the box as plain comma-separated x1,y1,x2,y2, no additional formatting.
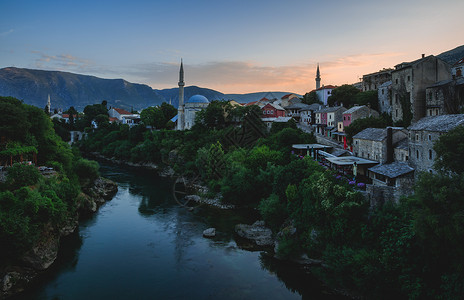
186,94,209,104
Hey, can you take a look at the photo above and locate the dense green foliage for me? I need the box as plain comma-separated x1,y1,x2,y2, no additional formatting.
140,102,177,129
0,97,93,263
433,125,464,174
327,84,360,108
77,99,464,299
301,91,321,105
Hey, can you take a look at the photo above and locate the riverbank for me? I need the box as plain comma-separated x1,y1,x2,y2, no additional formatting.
0,177,118,299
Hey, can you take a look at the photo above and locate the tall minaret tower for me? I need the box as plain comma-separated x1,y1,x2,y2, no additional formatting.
46,94,51,114
315,63,321,90
177,59,185,130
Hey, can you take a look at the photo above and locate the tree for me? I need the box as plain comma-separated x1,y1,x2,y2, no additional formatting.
328,84,360,108
301,91,321,105
195,100,232,129
83,103,108,123
353,90,379,111
0,97,31,141
160,102,177,122
141,106,165,129
433,125,464,174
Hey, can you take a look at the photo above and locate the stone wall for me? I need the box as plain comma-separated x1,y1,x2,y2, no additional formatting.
408,129,440,174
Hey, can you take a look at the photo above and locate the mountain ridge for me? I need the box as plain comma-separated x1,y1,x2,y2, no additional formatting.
0,67,299,111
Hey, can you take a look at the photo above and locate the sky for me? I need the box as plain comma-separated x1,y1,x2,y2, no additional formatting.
0,0,462,95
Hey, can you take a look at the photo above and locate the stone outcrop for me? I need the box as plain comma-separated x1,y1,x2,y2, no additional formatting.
203,228,216,238
1,176,118,299
235,221,274,247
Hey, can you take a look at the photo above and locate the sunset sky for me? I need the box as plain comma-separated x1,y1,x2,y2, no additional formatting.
0,0,462,95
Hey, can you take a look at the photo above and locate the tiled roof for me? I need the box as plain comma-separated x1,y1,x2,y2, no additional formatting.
114,108,132,115
408,114,464,132
369,162,414,178
300,103,325,112
343,105,366,115
394,138,408,150
265,103,285,110
316,85,336,91
316,106,347,114
284,103,311,110
353,128,386,141
109,117,118,122
427,77,464,88
245,101,258,106
281,93,293,99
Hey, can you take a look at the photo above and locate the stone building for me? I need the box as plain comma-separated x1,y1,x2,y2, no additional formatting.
362,68,393,91
425,77,464,116
391,55,451,123
394,138,409,162
342,105,379,128
407,114,464,174
378,81,392,115
367,162,415,205
452,57,464,78
352,127,407,163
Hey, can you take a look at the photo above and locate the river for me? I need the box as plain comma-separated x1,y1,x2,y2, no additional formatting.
17,163,347,300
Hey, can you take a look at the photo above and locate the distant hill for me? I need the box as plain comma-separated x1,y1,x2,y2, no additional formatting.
0,67,165,111
224,92,301,103
0,67,300,111
156,86,225,108
437,45,464,65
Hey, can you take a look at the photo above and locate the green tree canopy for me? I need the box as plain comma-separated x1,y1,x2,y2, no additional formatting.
301,91,321,105
353,90,379,111
328,84,360,108
433,125,464,174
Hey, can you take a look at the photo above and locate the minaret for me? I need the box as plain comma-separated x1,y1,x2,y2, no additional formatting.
315,63,321,90
46,94,51,114
177,59,185,130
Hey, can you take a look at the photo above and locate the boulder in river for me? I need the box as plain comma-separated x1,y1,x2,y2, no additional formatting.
235,221,274,247
203,228,216,238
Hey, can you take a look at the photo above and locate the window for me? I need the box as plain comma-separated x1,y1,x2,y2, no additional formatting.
429,149,433,160
428,134,431,141
395,79,398,84
395,94,399,104
407,75,410,82
355,141,358,145
382,89,384,95
416,134,419,141
344,116,346,121
396,109,398,118
457,69,462,77
416,150,419,159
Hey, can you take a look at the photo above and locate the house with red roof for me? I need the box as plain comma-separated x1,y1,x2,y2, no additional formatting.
261,103,286,118
108,108,140,127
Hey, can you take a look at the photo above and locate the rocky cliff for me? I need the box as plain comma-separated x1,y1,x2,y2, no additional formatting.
0,177,118,299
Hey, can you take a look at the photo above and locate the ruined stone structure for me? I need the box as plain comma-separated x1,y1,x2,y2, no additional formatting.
391,55,451,123
378,81,392,115
425,77,464,116
362,68,392,92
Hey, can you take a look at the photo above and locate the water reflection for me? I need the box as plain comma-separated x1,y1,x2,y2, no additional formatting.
17,161,348,300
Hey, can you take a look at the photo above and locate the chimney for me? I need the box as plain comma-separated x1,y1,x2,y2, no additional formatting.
422,54,425,58
386,127,394,164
